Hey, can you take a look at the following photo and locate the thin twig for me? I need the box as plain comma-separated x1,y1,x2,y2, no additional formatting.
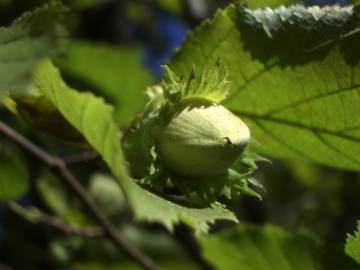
0,120,159,270
8,201,104,238
64,150,99,166
38,213,104,237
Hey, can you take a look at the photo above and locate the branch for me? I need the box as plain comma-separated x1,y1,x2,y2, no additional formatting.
63,150,99,166
0,120,159,270
8,201,104,238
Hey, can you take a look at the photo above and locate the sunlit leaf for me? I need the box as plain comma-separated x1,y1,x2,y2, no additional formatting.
345,221,360,264
234,0,296,9
170,4,360,171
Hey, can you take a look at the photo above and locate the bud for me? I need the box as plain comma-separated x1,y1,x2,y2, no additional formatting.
153,98,250,178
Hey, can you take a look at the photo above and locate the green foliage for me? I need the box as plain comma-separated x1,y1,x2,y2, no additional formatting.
33,59,237,234
57,42,153,124
170,4,360,171
345,221,360,264
200,224,321,270
0,144,28,201
162,63,230,103
88,173,127,217
0,2,67,96
68,0,105,9
37,171,91,226
234,0,296,8
37,172,125,224
2,2,360,269
155,0,183,13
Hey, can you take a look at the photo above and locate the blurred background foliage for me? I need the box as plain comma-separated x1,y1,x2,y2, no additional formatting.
0,0,360,270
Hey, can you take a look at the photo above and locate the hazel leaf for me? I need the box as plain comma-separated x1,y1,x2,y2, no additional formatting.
0,2,67,96
345,221,360,264
170,4,360,171
200,224,321,270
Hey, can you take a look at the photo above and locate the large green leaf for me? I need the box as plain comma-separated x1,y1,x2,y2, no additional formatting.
33,59,237,234
345,221,360,264
200,224,321,270
0,2,66,95
170,4,360,171
58,42,153,124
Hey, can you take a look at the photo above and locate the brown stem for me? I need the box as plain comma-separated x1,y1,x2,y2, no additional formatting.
0,120,159,270
7,201,104,238
38,213,104,237
64,150,99,166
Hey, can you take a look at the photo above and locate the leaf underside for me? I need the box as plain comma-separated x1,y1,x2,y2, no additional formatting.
0,2,66,95
170,4,360,171
200,224,321,270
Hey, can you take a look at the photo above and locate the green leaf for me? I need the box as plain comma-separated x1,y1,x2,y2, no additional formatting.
345,221,360,264
153,0,184,14
37,171,92,226
0,144,28,201
57,41,153,124
69,0,106,9
170,4,360,171
88,173,127,217
234,0,296,9
200,224,321,270
0,2,67,96
34,59,237,234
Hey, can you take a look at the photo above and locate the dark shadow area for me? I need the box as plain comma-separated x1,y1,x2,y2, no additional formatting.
237,5,360,67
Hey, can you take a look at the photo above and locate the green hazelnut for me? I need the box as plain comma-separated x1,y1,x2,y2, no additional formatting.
153,98,250,178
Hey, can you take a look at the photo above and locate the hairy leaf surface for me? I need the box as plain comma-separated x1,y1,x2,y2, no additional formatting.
0,2,66,95
170,4,360,171
34,59,237,234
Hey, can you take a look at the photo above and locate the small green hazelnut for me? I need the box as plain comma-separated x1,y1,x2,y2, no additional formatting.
153,98,250,178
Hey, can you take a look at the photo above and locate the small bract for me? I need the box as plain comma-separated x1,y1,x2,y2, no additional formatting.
153,98,250,178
